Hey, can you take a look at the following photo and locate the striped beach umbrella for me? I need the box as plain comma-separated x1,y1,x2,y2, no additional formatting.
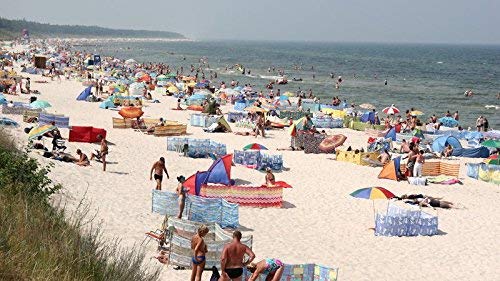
382,104,399,115
243,143,268,151
28,125,57,140
350,187,395,227
350,187,395,200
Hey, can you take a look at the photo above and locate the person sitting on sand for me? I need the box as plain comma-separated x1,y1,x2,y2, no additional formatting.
90,135,108,171
265,167,276,187
75,149,90,166
378,149,391,165
176,98,183,110
247,258,285,281
150,157,170,190
442,144,453,158
191,225,209,281
176,176,188,219
399,139,411,153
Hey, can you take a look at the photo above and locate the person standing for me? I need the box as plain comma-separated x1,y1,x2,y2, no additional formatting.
191,225,209,281
176,176,188,219
453,111,459,121
90,135,108,171
221,231,255,281
25,77,30,94
150,157,170,190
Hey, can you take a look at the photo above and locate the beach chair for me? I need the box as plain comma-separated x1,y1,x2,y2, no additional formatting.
142,215,175,250
23,109,41,123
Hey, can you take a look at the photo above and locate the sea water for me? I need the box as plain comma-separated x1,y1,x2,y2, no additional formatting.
78,40,500,128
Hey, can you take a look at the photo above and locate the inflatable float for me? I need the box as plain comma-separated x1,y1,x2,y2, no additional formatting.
318,134,347,153
270,122,286,128
118,106,144,118
187,105,204,111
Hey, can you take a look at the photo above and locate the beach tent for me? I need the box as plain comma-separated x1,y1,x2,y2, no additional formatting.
452,147,490,158
76,86,92,101
360,111,375,124
378,157,402,181
99,97,116,109
69,126,106,143
205,116,232,133
385,127,396,141
186,154,234,195
431,136,461,153
438,117,459,127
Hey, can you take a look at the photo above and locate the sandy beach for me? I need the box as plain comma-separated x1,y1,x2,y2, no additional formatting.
2,61,499,281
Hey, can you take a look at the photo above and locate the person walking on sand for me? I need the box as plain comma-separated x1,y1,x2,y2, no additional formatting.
90,135,108,171
191,225,209,281
176,176,188,219
221,230,255,281
150,157,170,190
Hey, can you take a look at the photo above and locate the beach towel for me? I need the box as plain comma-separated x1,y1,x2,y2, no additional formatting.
427,175,462,185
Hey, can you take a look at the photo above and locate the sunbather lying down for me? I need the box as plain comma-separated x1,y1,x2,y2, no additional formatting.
395,194,461,209
234,131,256,136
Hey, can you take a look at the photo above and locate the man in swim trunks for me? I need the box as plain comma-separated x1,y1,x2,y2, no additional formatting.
221,230,255,281
90,135,108,171
150,157,170,190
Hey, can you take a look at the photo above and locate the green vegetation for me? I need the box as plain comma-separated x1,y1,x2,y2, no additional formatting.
0,17,185,40
0,130,160,281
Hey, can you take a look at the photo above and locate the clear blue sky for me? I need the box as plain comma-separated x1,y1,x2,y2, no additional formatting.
1,0,499,44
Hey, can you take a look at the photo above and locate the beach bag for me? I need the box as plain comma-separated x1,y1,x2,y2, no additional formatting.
209,266,220,281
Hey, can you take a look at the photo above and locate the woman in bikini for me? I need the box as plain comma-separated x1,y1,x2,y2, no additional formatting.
247,258,285,281
190,225,209,281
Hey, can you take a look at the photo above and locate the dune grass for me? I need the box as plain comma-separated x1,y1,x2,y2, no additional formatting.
0,130,159,281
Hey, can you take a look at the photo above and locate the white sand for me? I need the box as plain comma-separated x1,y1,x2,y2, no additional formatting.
4,70,500,281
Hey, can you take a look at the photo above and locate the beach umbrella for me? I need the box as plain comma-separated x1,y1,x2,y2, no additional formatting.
382,104,399,115
438,117,458,128
167,85,179,94
289,116,314,136
28,125,57,140
481,139,500,149
484,158,500,165
483,130,500,140
125,59,136,65
244,106,267,113
0,117,19,127
410,110,424,116
243,143,268,151
359,103,376,110
165,73,177,78
157,74,168,81
350,187,395,225
30,100,51,109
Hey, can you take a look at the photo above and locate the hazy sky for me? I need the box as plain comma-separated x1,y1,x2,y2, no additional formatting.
1,0,499,44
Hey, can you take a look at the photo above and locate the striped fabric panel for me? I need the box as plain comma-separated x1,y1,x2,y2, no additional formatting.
201,185,283,208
